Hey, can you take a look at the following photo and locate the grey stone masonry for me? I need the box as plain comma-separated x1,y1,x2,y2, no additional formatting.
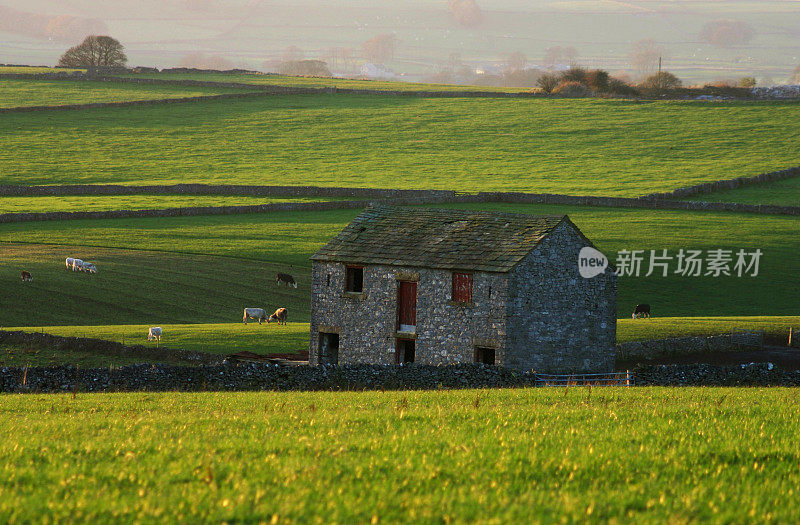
505,221,617,373
309,205,617,373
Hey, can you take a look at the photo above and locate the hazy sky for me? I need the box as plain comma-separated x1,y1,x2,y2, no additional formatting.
2,1,798,83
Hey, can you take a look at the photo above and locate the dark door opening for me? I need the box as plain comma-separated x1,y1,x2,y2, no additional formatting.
474,347,495,365
318,332,339,365
397,281,417,332
396,339,415,364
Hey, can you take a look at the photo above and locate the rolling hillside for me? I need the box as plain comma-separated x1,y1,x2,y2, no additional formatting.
1,93,799,195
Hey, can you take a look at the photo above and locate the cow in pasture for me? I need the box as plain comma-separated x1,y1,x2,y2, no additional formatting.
243,307,268,324
71,259,83,272
268,307,288,325
65,257,75,269
81,262,98,274
20,270,32,282
632,304,651,319
276,272,297,288
148,327,162,342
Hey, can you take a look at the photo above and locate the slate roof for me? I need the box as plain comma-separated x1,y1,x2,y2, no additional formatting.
310,204,569,273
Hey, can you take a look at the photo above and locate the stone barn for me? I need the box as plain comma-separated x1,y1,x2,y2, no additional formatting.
308,204,616,373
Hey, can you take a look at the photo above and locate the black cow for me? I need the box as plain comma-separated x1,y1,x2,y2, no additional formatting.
632,304,651,319
276,272,297,288
21,270,32,282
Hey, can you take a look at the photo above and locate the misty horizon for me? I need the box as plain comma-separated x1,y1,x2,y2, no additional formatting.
1,1,799,86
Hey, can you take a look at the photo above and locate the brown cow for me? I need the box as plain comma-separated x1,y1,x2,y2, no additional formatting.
21,271,32,282
268,307,288,325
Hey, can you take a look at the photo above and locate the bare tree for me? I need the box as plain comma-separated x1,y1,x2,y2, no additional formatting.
281,46,303,62
543,46,577,68
503,51,527,72
447,0,484,27
361,34,398,63
699,20,755,47
58,35,127,67
628,39,664,76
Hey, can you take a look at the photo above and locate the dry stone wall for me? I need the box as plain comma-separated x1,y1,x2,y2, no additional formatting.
616,334,748,361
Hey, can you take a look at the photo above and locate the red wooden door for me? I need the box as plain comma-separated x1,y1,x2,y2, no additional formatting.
397,281,417,328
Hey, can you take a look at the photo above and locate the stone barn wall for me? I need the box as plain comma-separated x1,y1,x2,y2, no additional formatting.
505,221,617,373
309,262,507,366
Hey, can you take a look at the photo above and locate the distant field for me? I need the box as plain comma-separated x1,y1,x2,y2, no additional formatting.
120,71,529,92
618,316,799,344
1,388,799,523
5,316,798,367
0,195,339,213
0,67,83,74
0,243,308,327
0,79,253,108
2,94,800,195
1,323,309,367
0,203,797,321
683,177,800,206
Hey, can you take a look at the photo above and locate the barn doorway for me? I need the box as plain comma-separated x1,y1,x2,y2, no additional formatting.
474,347,495,365
318,332,339,365
396,339,415,364
397,280,417,333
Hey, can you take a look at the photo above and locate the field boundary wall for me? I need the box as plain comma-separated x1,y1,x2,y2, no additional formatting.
641,166,800,200
1,177,798,223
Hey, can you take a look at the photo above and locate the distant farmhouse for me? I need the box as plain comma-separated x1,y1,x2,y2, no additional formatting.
309,205,616,373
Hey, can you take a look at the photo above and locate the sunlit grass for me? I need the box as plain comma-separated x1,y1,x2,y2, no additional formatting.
0,388,798,523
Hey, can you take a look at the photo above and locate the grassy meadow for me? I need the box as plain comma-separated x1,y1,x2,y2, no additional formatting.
1,203,796,324
0,243,309,327
0,79,253,108
2,94,800,196
5,316,798,367
0,194,340,213
119,71,529,92
1,388,799,523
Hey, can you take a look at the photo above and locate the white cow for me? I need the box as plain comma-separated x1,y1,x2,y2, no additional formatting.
65,257,75,269
243,308,268,324
81,262,98,274
148,327,162,342
71,259,84,272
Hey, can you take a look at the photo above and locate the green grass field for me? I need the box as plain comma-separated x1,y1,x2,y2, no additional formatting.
0,243,309,327
1,203,796,323
1,323,309,365
1,388,798,523
683,177,800,206
0,195,339,213
120,71,529,92
2,94,799,195
4,316,797,367
0,79,253,108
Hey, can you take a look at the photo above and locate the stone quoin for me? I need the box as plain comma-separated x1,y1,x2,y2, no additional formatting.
308,204,617,373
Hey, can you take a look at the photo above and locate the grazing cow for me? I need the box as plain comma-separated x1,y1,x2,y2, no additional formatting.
81,262,98,274
71,259,84,272
632,304,651,319
21,270,32,282
148,327,162,342
243,307,268,324
65,257,75,269
276,272,297,288
268,307,288,325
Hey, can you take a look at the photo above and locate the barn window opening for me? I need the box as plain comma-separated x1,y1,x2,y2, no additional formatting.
318,332,339,365
346,266,364,293
452,272,473,303
396,339,415,364
474,347,495,365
